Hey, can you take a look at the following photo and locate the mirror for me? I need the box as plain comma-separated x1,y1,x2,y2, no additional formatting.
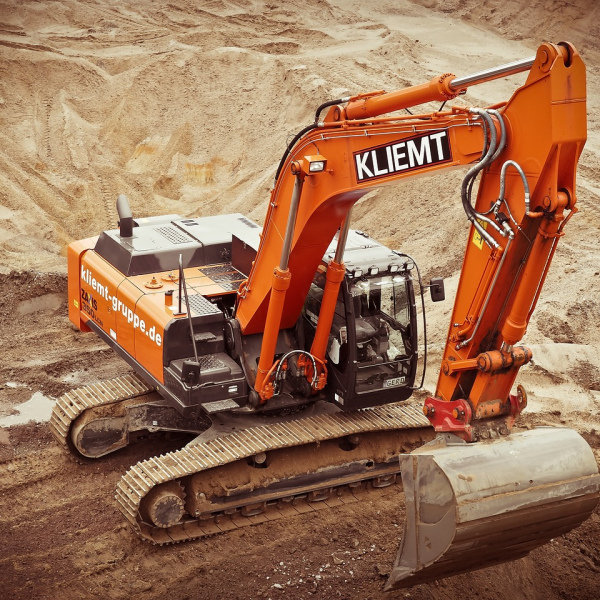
429,277,445,302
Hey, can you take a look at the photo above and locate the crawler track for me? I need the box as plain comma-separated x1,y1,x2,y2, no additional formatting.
116,404,433,544
49,373,154,452
50,377,433,545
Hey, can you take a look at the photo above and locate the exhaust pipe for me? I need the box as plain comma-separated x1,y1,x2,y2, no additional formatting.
116,194,133,238
386,427,600,589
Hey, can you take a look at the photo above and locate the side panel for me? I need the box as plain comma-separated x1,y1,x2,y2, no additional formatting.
67,237,97,332
134,292,170,382
76,251,176,384
114,279,145,358
79,251,121,338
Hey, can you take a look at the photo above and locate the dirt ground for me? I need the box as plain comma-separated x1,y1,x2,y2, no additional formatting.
0,1,599,599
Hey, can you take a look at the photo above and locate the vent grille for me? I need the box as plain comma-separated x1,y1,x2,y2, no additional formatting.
201,264,237,277
155,226,191,244
238,216,259,229
210,272,244,293
201,264,245,292
185,294,221,316
209,272,245,284
218,282,241,292
198,355,226,370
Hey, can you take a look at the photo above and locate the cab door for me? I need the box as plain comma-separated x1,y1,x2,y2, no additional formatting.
304,271,418,411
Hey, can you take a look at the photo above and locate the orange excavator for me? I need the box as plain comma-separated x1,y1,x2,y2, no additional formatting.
51,42,599,588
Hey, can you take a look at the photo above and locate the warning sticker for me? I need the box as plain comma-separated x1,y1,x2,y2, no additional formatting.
472,220,487,250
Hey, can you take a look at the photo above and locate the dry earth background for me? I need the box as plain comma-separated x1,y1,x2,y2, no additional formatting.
0,0,599,599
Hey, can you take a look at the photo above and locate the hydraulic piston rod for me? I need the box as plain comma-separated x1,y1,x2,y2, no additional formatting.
310,211,352,361
254,172,304,398
449,56,535,90
345,54,537,119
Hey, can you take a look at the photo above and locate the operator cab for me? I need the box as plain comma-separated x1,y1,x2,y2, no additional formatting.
304,230,419,411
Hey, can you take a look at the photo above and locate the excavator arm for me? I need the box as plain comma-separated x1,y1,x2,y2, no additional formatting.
235,42,584,424
234,42,600,586
429,42,586,441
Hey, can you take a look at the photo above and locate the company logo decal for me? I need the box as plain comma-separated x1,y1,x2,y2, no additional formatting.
354,130,451,182
80,266,162,347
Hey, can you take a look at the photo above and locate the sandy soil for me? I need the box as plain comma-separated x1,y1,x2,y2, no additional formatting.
0,1,599,599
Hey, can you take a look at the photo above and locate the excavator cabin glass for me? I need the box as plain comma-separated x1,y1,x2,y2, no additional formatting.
304,270,418,410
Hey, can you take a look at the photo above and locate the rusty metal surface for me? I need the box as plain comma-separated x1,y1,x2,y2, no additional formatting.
50,374,434,546
50,374,211,458
386,427,600,589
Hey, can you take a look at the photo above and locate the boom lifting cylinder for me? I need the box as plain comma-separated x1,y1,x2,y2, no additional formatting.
253,172,304,399
310,211,352,362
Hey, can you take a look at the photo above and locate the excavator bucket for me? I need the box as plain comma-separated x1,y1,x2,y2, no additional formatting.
386,427,600,589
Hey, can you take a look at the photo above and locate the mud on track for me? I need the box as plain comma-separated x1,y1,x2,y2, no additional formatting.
0,416,599,600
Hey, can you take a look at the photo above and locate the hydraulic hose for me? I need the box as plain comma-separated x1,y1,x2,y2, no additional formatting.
314,97,350,123
274,97,350,185
499,160,531,213
487,109,507,163
274,123,319,184
460,109,506,248
272,349,319,395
